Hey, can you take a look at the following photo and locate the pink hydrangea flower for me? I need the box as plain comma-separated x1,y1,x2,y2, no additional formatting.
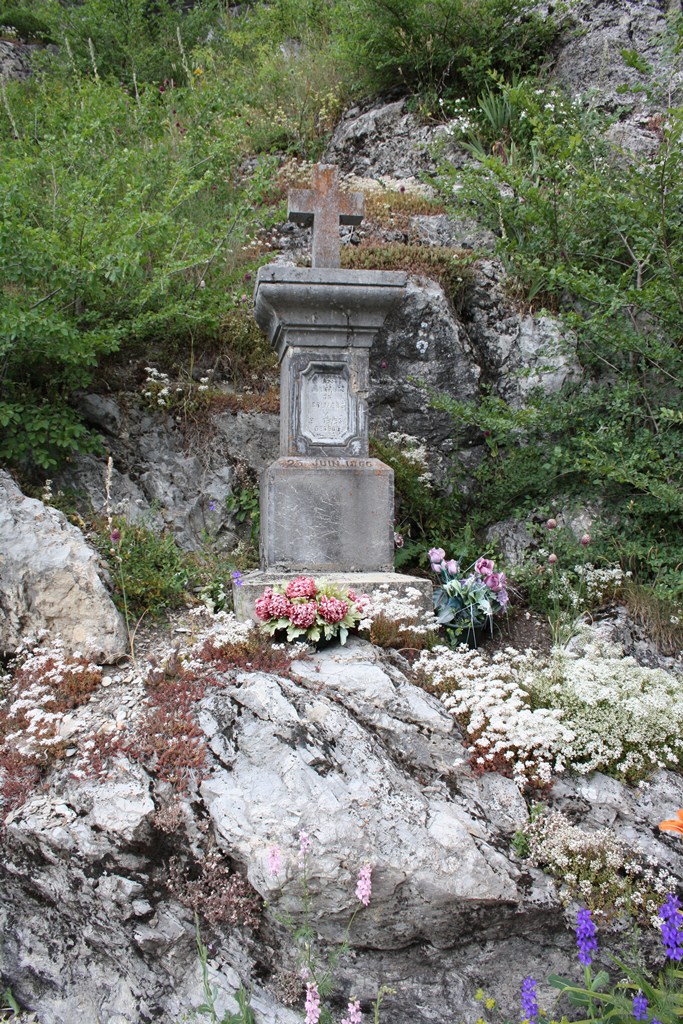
268,593,291,618
355,864,372,906
254,588,274,621
285,576,318,599
268,845,282,876
341,998,363,1024
318,595,349,624
475,557,495,576
288,601,317,628
305,982,321,1024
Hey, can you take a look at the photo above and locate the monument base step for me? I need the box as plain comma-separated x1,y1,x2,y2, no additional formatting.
233,570,433,623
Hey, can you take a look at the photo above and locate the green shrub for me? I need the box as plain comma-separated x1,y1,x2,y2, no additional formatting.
0,68,279,471
432,78,683,598
333,0,556,102
27,0,219,84
99,518,190,619
0,6,53,42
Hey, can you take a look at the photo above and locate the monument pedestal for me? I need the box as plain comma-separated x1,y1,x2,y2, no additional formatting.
232,165,432,623
234,570,433,623
261,457,393,573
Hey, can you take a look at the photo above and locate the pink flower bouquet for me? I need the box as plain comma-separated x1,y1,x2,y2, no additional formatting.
254,576,371,645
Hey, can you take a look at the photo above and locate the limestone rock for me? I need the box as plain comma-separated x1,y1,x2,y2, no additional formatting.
0,471,126,661
464,260,581,406
3,636,681,1023
551,0,682,114
325,99,465,179
370,276,481,447
0,40,33,81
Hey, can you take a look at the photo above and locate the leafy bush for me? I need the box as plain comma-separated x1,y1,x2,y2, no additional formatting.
333,0,556,102
433,78,683,598
99,518,190,619
0,6,53,42
27,0,219,84
0,66,278,471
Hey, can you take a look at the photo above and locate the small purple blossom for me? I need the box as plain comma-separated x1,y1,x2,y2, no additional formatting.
267,845,281,876
355,865,372,907
231,570,243,587
660,893,683,960
520,977,538,1023
632,992,648,1021
110,528,121,543
304,982,321,1024
209,500,218,512
341,998,363,1024
576,907,598,966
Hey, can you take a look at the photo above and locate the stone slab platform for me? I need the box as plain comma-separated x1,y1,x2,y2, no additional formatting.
233,571,433,623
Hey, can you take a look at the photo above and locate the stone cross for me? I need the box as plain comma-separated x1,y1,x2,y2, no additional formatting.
288,164,364,269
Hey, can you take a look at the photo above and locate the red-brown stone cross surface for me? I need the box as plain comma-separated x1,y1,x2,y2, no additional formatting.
288,164,364,269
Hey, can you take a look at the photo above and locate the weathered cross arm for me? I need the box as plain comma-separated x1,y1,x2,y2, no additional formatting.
288,164,364,269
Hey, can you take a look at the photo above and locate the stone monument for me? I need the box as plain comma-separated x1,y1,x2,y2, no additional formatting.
233,164,432,618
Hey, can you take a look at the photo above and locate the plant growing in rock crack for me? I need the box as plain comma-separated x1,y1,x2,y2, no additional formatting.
265,831,390,1023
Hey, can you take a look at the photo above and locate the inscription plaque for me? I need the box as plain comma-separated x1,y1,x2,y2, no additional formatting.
300,364,354,446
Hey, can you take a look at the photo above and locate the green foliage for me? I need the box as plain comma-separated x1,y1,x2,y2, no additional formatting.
342,244,472,312
433,78,683,597
370,435,463,570
225,486,260,550
333,0,556,102
27,0,219,84
99,519,190,619
0,65,279,471
549,952,683,1024
0,6,53,42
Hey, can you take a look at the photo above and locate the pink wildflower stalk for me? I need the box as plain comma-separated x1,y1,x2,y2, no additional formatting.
355,864,372,906
305,982,321,1024
299,830,312,859
341,998,363,1024
267,845,282,876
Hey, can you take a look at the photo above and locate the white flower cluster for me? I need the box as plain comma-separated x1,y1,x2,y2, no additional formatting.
417,632,683,787
387,431,433,485
547,562,627,608
525,809,677,921
143,367,212,410
535,633,683,781
417,645,573,787
1,636,102,757
143,366,175,408
366,585,439,637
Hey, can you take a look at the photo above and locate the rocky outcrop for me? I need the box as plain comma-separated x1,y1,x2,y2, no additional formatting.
55,395,277,552
2,635,681,1023
0,471,126,661
0,40,33,82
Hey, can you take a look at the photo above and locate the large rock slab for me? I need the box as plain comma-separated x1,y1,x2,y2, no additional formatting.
0,471,126,661
2,632,682,1022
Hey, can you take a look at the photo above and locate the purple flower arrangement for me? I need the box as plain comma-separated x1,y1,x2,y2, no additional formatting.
429,549,509,644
